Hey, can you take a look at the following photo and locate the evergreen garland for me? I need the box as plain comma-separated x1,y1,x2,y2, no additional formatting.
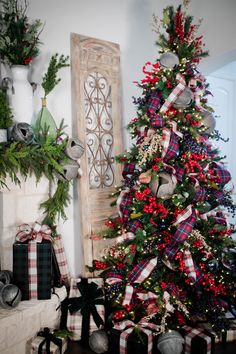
0,122,71,230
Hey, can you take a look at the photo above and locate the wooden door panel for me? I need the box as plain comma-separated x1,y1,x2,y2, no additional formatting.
71,34,123,275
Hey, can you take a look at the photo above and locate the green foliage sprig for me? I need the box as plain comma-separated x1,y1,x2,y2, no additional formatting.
0,0,44,65
42,53,70,98
0,88,14,128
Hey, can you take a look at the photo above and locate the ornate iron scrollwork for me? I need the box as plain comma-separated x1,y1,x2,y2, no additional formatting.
84,72,114,189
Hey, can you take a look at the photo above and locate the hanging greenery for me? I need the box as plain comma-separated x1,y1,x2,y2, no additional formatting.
0,120,71,231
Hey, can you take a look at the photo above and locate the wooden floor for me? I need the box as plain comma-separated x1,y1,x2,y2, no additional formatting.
65,340,236,354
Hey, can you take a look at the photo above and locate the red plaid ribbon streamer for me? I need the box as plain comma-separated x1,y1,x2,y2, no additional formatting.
165,207,197,260
16,222,52,243
160,73,186,113
212,162,231,185
183,325,212,354
117,188,133,223
53,235,71,287
183,248,196,281
28,241,38,299
137,291,158,303
128,257,158,284
147,91,162,114
114,319,159,354
150,113,164,128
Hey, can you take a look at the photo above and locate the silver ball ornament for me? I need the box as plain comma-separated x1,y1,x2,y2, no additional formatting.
157,330,184,354
160,52,179,69
56,161,79,181
172,87,194,109
0,283,22,309
201,110,216,135
10,122,34,143
65,137,84,160
89,329,109,354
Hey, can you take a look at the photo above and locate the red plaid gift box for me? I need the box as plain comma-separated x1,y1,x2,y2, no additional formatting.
52,235,71,287
182,325,214,354
66,277,105,340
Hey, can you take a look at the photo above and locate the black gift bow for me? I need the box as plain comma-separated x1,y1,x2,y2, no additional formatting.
67,278,105,342
37,327,62,354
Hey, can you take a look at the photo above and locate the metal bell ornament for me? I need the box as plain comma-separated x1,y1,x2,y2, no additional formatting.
65,137,85,160
172,87,194,109
149,172,177,199
89,329,109,354
0,283,22,309
200,110,216,135
0,270,13,285
10,122,34,143
157,330,184,354
56,161,80,181
160,52,179,69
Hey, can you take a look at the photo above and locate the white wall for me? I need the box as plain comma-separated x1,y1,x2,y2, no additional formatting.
1,0,236,276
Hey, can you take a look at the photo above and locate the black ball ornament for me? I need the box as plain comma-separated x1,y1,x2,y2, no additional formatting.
10,122,34,143
89,329,109,354
65,137,84,160
172,87,194,109
0,270,13,285
0,283,22,309
160,52,179,69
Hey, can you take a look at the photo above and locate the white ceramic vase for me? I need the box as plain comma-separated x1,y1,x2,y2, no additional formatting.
7,65,34,125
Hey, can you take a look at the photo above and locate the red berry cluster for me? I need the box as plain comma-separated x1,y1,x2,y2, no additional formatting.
182,152,208,173
135,187,151,201
93,260,108,270
141,61,160,86
143,197,168,218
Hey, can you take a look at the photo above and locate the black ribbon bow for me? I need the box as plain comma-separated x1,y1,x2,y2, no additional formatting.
67,278,104,343
37,327,62,354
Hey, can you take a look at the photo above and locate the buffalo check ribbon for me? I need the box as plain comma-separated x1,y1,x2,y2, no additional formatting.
114,319,160,354
183,247,196,281
28,240,38,299
16,222,53,243
122,257,158,306
160,73,186,113
183,325,212,354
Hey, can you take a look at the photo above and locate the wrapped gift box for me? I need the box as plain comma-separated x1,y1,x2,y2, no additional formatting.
30,329,67,354
13,240,52,300
66,277,105,340
181,325,215,354
108,328,160,354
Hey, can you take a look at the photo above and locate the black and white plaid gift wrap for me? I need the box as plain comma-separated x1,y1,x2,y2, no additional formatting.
52,235,71,287
30,330,67,354
182,325,215,354
66,277,105,340
13,240,52,300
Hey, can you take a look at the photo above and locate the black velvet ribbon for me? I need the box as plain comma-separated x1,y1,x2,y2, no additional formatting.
37,327,62,354
67,278,104,343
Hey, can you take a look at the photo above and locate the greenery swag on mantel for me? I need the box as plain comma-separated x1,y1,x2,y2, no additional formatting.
0,124,71,231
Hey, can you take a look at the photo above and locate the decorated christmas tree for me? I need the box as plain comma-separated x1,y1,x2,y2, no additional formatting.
90,2,236,334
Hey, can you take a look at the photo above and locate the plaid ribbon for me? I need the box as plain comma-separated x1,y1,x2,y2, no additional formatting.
128,257,158,284
165,207,197,260
122,163,137,178
53,235,71,287
183,248,196,282
136,291,158,304
162,129,180,161
114,319,160,354
16,222,52,243
147,91,162,114
212,162,231,185
121,258,158,306
160,73,186,113
28,241,38,299
183,325,212,354
116,232,136,244
150,113,164,128
126,220,143,233
117,188,133,223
